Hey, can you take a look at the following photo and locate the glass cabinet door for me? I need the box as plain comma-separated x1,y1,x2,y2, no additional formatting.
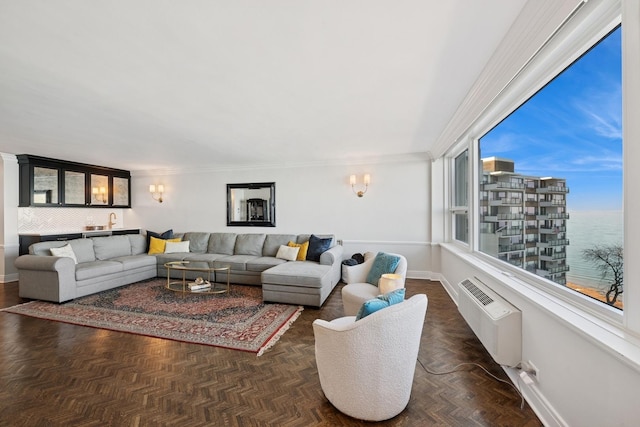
33,166,59,205
90,174,109,206
64,170,86,205
112,176,129,206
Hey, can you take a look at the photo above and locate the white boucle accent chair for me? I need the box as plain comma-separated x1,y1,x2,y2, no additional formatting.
341,251,408,316
312,294,428,421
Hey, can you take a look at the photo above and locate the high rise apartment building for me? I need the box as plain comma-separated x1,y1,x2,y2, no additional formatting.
480,157,570,285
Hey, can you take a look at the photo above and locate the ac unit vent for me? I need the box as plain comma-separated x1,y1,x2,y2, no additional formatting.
460,279,494,306
457,277,522,367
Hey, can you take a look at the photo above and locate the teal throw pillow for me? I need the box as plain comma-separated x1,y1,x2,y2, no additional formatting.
378,287,406,305
366,252,401,286
355,288,406,320
306,234,332,262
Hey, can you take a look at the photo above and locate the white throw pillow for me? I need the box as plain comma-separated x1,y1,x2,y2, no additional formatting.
276,245,299,261
164,240,190,253
50,244,78,264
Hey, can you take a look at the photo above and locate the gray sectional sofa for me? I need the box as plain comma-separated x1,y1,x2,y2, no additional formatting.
15,234,156,303
14,232,343,307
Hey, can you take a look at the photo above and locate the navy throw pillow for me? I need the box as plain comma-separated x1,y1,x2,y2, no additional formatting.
146,229,174,251
306,234,332,262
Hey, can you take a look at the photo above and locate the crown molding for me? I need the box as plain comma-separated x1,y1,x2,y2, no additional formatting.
131,152,432,176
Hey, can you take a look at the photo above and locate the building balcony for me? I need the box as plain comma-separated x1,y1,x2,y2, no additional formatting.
540,252,567,261
484,213,525,222
483,182,525,190
498,227,523,237
539,200,566,207
537,239,570,248
536,186,570,194
489,198,523,206
549,265,570,274
498,243,525,253
540,226,566,234
536,213,570,220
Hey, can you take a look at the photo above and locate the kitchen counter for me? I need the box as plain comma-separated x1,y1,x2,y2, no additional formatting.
19,228,140,255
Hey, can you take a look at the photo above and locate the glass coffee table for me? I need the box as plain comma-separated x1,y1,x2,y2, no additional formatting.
164,261,230,295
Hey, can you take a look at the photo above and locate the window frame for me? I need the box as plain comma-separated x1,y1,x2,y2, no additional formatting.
445,1,626,325
450,145,471,245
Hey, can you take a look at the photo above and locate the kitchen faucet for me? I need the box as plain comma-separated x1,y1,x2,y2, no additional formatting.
108,212,117,229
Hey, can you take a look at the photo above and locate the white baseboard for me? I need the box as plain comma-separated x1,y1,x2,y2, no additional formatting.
504,368,568,427
406,270,432,280
1,273,18,283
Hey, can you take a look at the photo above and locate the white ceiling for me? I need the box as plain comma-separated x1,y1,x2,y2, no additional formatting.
0,0,526,171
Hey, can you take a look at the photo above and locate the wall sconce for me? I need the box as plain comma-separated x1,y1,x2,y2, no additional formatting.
92,186,107,203
350,174,370,197
149,184,164,203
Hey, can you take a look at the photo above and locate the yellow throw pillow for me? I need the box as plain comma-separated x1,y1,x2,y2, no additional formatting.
287,240,309,261
148,236,181,255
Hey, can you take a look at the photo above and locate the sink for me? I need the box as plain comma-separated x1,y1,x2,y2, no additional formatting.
84,225,106,231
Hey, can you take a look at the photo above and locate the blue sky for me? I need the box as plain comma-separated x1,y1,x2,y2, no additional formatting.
480,27,622,211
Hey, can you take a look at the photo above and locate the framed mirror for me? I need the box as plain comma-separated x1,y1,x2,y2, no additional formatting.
227,182,276,227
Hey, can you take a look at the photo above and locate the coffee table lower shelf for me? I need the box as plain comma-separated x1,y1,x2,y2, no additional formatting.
164,261,230,295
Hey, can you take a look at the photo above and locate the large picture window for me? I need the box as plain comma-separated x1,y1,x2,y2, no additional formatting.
478,26,622,309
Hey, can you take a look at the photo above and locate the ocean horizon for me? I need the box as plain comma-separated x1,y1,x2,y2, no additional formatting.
565,210,623,291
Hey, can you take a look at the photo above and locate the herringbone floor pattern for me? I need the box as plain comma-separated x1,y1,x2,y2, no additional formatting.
0,279,541,426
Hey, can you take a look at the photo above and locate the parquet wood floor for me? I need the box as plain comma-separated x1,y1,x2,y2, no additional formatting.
0,279,541,426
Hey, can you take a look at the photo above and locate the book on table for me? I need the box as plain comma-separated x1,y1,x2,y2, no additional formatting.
188,281,211,291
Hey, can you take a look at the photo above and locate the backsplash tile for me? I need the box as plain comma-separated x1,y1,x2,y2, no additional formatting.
18,208,124,233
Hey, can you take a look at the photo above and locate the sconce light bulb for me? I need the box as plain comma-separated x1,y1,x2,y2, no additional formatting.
150,183,164,203
350,174,370,198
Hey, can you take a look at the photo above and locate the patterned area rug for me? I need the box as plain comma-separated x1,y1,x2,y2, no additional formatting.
2,279,303,356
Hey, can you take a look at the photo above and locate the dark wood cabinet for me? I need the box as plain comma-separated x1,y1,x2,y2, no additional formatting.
18,155,131,208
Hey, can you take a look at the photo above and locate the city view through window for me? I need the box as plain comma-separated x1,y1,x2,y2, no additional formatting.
478,27,623,309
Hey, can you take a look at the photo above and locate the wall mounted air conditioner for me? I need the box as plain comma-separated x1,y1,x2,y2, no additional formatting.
457,277,522,367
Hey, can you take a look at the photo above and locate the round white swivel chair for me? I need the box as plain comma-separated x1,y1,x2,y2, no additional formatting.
341,251,408,316
313,294,428,421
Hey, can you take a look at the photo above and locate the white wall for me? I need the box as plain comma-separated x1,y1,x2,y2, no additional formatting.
0,154,19,282
127,155,433,277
